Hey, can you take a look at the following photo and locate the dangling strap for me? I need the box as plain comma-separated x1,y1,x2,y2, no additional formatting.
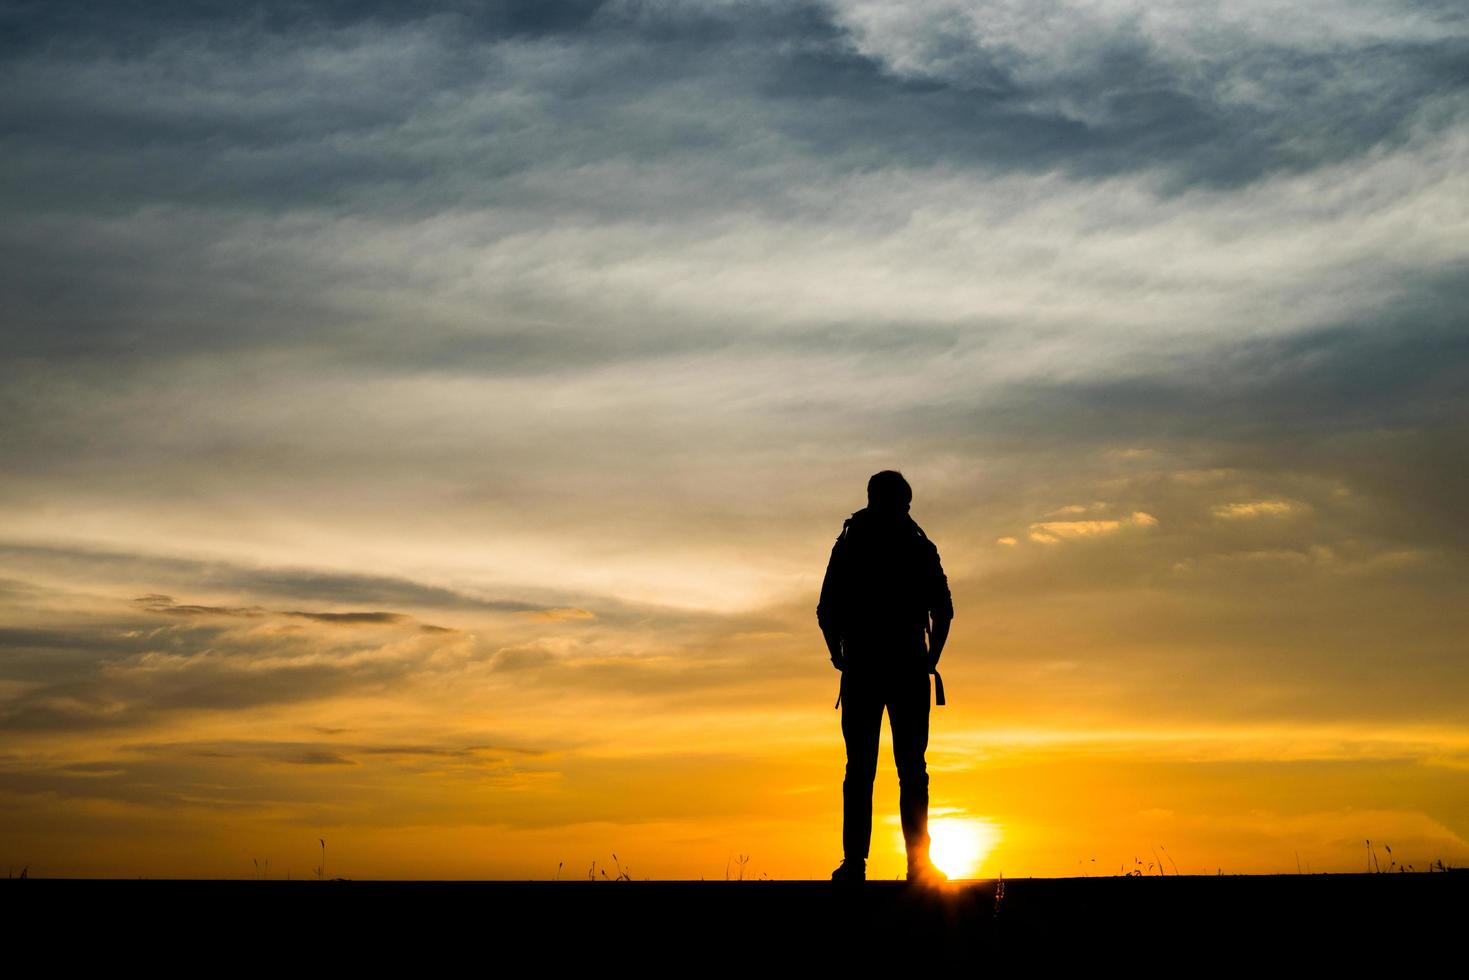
834,671,844,710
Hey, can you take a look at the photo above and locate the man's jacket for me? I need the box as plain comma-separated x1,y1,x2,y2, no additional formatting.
817,506,954,673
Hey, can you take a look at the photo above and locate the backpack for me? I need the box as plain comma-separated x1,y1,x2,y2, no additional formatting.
821,507,948,706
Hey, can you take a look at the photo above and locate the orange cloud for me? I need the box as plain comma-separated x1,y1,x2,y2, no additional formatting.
521,607,597,622
1212,500,1301,519
1027,511,1157,543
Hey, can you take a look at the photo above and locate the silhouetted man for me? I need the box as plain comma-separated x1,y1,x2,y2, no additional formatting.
818,470,953,884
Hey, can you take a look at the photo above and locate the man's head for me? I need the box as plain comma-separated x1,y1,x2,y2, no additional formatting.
866,470,912,515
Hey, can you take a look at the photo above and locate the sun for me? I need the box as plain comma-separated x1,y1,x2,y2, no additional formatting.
926,817,1000,879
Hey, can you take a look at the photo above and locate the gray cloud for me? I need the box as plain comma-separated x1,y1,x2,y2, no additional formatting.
0,654,373,733
985,267,1469,442
0,541,599,615
3,1,1461,218
3,2,1464,368
0,545,799,732
284,610,412,625
0,734,563,812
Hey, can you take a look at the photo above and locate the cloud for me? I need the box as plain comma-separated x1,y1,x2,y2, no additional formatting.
1026,511,1158,543
0,548,812,737
137,596,267,618
285,611,412,625
520,607,597,622
0,587,480,732
1212,500,1302,519
1029,520,1123,543
0,542,617,619
2,1,1464,373
184,743,359,767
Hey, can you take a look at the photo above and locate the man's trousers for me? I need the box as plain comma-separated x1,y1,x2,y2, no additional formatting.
839,664,932,863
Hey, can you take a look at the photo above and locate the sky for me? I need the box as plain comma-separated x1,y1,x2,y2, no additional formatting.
2,0,1467,881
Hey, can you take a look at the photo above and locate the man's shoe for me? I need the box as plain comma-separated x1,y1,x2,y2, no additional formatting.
831,859,865,883
906,858,948,886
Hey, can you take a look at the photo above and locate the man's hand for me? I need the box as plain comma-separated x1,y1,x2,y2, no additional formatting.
824,630,845,671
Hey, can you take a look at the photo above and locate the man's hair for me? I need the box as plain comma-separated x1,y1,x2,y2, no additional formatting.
867,470,912,511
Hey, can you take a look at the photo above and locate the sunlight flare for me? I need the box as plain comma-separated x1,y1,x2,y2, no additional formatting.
926,817,1001,880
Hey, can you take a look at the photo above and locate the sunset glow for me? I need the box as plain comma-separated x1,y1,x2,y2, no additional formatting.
2,1,1468,882
925,818,1001,881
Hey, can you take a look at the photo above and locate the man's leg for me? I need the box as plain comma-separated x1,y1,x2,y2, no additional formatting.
889,668,932,867
840,671,884,862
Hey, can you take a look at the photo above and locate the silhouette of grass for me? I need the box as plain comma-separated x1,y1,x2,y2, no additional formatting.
575,855,636,881
549,851,775,882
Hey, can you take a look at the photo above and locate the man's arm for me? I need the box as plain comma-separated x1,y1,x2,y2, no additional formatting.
927,614,951,671
817,531,848,670
926,543,954,671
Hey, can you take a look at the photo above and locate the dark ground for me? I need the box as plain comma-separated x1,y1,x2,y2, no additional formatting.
6,873,1464,965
